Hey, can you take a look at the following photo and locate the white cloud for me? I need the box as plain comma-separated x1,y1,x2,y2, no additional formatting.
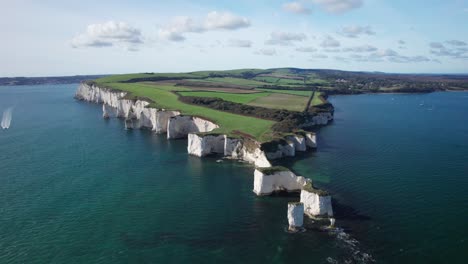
296,46,317,52
347,49,434,63
159,11,250,42
255,48,277,56
265,31,307,46
228,39,252,48
320,35,340,48
373,49,399,57
311,0,363,14
342,44,377,52
204,11,251,30
283,2,312,15
71,21,143,50
338,25,375,38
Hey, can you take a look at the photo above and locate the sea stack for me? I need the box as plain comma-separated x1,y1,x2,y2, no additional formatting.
287,202,304,231
300,182,333,217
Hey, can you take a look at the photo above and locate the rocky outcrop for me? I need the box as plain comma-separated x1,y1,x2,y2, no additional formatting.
301,112,334,127
224,136,243,158
300,184,333,217
253,167,310,195
264,132,317,160
286,135,307,152
167,116,218,139
241,145,271,168
187,133,271,167
305,132,317,148
187,133,225,157
287,202,304,231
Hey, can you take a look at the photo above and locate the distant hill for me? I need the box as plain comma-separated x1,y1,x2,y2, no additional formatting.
0,75,109,86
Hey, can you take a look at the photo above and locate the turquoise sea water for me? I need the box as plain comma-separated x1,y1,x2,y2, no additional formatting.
0,84,467,263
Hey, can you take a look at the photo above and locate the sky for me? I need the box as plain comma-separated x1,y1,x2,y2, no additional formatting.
1,0,468,77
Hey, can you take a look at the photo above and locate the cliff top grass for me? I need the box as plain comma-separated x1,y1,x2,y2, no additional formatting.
303,182,329,196
91,68,332,141
257,166,290,175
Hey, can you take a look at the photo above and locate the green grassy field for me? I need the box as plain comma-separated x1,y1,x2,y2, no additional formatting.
101,82,274,140
182,77,268,87
256,89,325,106
177,91,270,104
89,69,332,141
248,93,309,112
257,88,311,96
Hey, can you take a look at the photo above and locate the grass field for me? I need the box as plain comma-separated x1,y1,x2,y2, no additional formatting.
256,89,325,106
177,91,270,104
183,77,268,87
90,69,332,141
257,88,311,97
248,93,309,112
100,82,275,140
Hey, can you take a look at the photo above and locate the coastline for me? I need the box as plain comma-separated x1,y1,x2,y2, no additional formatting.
75,82,336,220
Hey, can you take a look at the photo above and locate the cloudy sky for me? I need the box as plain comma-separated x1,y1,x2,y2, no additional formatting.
2,0,468,77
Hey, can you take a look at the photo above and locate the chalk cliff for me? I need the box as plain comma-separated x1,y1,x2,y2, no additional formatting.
287,202,304,231
167,116,219,139
76,82,272,168
187,133,271,167
187,133,225,157
76,83,181,132
253,167,310,195
300,186,333,217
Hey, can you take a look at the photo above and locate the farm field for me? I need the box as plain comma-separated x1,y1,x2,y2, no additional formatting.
248,93,309,112
102,82,275,140
177,91,271,104
88,68,336,141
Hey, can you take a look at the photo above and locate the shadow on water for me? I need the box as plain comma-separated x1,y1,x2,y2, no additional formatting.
332,199,371,221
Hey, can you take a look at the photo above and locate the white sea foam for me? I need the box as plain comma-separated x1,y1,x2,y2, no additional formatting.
1,107,13,129
328,227,375,263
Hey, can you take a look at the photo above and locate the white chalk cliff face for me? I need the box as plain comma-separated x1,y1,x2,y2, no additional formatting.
167,116,218,139
287,135,307,152
305,133,317,148
287,203,304,230
76,83,181,132
76,83,273,168
187,133,225,157
253,169,310,195
187,133,271,168
300,189,333,217
301,112,334,127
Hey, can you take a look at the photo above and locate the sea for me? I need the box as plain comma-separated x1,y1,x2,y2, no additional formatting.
0,84,467,263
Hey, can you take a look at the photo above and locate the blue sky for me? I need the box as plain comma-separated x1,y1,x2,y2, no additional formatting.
2,0,468,76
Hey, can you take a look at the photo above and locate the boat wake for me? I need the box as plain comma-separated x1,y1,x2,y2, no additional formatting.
1,107,13,129
326,227,375,264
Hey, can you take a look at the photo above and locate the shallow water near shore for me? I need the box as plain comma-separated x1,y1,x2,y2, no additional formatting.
0,84,467,263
